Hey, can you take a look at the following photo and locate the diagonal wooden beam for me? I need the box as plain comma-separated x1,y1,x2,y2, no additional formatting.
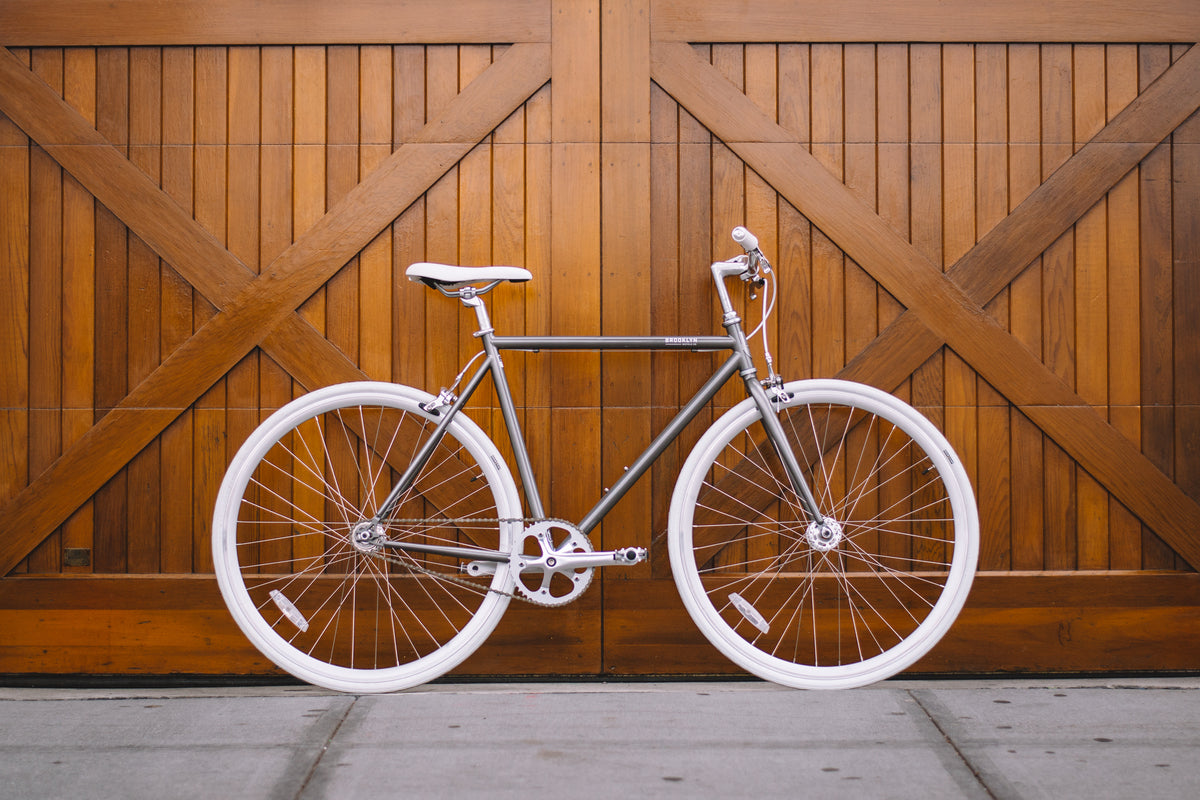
650,40,1200,569
843,43,1200,389
0,46,368,392
0,42,552,577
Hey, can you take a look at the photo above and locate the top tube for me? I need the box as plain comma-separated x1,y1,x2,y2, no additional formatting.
490,335,736,352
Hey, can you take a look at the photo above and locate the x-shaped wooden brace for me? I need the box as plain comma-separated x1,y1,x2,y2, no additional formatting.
0,42,551,575
652,41,1200,569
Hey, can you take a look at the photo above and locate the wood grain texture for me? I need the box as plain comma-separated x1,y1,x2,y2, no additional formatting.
1,1,1198,678
650,40,1200,570
0,42,552,576
0,0,552,46
650,0,1200,43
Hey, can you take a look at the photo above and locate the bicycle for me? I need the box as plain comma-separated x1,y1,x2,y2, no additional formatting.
212,227,978,693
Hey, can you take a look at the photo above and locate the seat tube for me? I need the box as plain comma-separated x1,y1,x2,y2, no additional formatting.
471,299,546,520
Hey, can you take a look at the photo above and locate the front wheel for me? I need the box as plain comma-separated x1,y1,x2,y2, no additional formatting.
669,379,978,689
212,382,523,693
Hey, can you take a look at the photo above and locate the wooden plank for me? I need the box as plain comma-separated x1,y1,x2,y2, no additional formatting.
0,58,30,531
26,49,65,574
1105,45,1142,570
325,44,361,395
1137,47,1178,570
810,44,844,376
551,1,601,415
422,45,460,397
648,83,680,556
1073,44,1109,570
650,40,1200,569
942,44,978,537
1040,45,1077,572
0,0,552,46
191,46,229,577
843,42,875,389
1006,44,1045,572
602,0,650,142
491,58,528,462
127,46,164,573
975,43,1012,571
92,46,130,574
649,0,1200,43
1174,57,1200,512
15,569,1197,676
60,47,96,575
0,42,553,576
393,45,427,389
159,46,193,574
358,45,393,382
602,572,1200,676
908,43,944,462
709,43,746,410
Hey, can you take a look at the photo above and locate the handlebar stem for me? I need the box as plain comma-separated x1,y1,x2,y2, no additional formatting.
711,258,748,315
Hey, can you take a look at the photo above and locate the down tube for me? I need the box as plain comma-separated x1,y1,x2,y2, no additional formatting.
577,353,744,535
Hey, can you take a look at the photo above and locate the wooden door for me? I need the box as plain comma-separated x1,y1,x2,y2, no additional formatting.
1,0,1198,678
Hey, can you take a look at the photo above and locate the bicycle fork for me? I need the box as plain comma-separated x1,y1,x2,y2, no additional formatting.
711,258,827,529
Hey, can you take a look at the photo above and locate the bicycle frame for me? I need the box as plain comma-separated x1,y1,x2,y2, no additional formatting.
371,259,825,545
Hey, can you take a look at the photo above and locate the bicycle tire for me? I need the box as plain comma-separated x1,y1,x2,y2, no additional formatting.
669,379,978,689
212,382,522,693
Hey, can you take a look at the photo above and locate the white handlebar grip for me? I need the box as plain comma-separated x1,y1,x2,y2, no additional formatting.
732,226,759,252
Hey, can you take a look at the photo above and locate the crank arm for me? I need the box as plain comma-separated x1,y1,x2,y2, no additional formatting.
466,547,647,577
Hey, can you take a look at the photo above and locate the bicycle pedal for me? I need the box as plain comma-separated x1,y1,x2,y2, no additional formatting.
613,547,647,565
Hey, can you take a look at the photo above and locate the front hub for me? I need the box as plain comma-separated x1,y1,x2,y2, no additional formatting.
805,518,844,553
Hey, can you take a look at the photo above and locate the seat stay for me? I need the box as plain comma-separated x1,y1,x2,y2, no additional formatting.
371,353,497,525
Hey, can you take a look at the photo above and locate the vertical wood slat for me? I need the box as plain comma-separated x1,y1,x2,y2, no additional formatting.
550,0,601,532
942,44,978,553
1040,44,1077,571
93,46,129,574
976,43,1012,571
160,46,195,574
1174,45,1200,527
126,46,163,573
1008,43,1045,571
601,0,651,566
27,49,64,574
1105,44,1142,571
1073,44,1109,570
60,47,96,574
1138,45,1177,570
0,47,30,532
191,45,228,576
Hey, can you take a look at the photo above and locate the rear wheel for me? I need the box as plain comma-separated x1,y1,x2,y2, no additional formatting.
669,379,978,689
212,382,522,693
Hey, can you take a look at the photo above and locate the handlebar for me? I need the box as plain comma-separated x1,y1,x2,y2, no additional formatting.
730,226,769,286
731,226,759,253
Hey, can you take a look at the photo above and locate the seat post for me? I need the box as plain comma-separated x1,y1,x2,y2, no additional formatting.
459,289,494,337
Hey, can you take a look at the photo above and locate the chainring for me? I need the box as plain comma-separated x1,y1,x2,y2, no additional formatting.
511,520,595,607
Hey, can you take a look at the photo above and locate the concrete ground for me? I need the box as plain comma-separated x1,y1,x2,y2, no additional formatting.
1,678,1197,799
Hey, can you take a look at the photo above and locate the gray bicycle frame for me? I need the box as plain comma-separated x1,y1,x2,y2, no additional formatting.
372,259,824,544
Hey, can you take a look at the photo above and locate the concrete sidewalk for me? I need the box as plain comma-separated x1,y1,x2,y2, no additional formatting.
1,678,1197,799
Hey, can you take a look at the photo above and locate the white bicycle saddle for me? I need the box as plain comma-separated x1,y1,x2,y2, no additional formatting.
406,262,532,289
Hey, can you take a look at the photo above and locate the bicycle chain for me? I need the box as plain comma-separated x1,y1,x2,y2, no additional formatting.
369,517,580,608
